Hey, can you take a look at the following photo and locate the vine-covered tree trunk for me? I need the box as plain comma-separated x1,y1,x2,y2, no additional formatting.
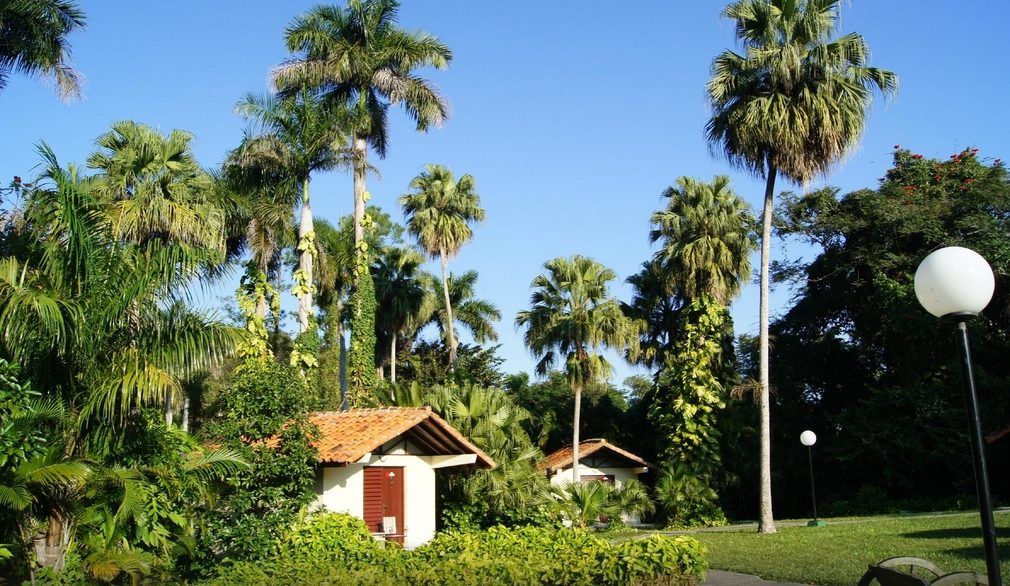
296,180,314,333
347,253,377,407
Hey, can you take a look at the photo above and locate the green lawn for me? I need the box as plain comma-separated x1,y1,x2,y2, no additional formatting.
681,512,1010,585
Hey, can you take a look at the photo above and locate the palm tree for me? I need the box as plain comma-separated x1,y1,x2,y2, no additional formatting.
516,256,638,484
0,0,86,100
650,176,756,305
87,121,229,425
401,165,485,365
624,261,681,369
373,246,426,382
88,121,225,261
233,91,349,334
274,0,451,252
421,270,500,353
706,0,896,533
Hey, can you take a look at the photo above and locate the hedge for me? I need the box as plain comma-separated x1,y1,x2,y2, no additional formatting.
205,513,708,585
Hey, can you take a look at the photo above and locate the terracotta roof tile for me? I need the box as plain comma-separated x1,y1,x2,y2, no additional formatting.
539,438,651,473
307,407,495,469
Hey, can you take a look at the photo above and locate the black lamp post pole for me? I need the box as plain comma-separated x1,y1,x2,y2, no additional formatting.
807,446,818,522
954,320,1002,586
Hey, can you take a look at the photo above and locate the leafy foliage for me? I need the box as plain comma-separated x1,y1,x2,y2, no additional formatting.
207,518,709,586
0,0,86,100
192,359,318,573
347,253,378,407
648,297,729,480
760,147,1010,516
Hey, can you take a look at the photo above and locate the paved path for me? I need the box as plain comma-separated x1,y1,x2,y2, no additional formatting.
703,570,808,585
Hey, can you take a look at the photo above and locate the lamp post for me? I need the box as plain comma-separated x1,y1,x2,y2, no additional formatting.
800,430,824,527
914,246,1001,586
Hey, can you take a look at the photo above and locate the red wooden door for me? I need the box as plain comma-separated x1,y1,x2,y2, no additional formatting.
363,466,404,544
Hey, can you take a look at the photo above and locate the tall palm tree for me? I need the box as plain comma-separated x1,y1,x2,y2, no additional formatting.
421,270,500,352
372,245,426,382
233,91,349,333
650,176,756,305
401,164,485,365
273,0,451,251
706,0,896,533
0,0,86,100
516,256,638,484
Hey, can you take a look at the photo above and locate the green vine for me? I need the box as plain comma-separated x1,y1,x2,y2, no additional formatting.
648,295,727,479
235,262,277,360
346,229,377,407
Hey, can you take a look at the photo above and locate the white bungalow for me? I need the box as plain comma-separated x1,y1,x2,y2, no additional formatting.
540,438,651,487
308,407,495,549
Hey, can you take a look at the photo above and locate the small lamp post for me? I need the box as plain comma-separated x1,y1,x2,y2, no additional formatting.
914,246,1001,586
800,430,824,527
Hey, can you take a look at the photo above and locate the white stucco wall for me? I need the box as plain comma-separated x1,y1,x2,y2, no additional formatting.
314,439,438,549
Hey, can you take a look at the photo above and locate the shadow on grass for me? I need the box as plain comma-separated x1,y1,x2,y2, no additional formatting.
902,527,1010,540
942,543,1010,563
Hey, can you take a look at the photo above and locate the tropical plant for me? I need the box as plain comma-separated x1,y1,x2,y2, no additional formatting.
0,143,240,578
420,270,500,353
623,261,682,369
232,91,349,336
545,481,619,529
517,256,639,483
706,0,897,532
0,0,86,100
373,246,427,382
655,463,726,528
274,0,452,251
400,164,485,366
650,175,756,305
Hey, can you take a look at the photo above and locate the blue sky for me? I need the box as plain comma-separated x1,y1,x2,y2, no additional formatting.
3,1,1008,387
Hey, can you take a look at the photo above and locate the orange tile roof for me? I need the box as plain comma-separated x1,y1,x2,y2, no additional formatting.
307,407,495,469
539,438,651,473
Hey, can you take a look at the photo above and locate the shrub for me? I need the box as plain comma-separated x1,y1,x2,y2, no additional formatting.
205,517,708,585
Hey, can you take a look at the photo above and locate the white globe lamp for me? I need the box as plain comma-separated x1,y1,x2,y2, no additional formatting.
800,430,817,447
914,247,994,318
913,246,1000,583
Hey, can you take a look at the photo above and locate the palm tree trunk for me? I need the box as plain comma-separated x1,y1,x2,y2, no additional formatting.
758,163,777,534
353,136,367,247
572,383,582,484
439,249,458,366
297,178,314,333
164,393,173,427
390,332,397,383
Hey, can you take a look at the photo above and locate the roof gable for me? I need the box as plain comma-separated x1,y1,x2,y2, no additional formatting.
309,407,495,469
539,439,650,473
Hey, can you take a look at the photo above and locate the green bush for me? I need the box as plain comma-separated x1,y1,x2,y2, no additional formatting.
283,513,398,568
205,516,708,585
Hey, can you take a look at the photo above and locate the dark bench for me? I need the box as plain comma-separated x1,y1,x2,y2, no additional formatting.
857,557,988,586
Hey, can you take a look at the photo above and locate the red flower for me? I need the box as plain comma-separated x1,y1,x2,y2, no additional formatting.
911,154,923,159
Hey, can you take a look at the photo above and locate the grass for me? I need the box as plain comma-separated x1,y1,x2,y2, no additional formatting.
650,511,1010,585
